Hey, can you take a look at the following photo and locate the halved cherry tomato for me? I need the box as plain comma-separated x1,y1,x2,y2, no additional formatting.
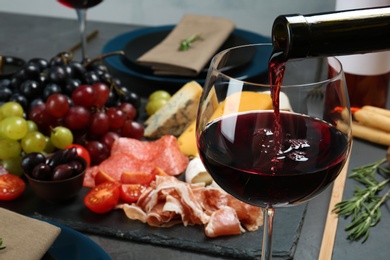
84,182,120,214
0,173,26,201
94,170,118,186
121,171,155,185
120,184,146,204
65,144,91,167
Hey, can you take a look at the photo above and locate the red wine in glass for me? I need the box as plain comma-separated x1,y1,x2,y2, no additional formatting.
58,0,102,9
196,44,351,260
198,111,349,208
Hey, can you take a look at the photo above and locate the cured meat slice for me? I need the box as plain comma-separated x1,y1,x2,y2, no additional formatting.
83,166,99,188
204,206,244,238
110,135,189,175
118,175,262,238
98,153,156,181
118,204,147,223
202,187,263,232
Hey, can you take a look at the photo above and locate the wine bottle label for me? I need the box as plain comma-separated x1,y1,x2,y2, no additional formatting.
335,0,390,75
337,52,390,75
336,0,390,10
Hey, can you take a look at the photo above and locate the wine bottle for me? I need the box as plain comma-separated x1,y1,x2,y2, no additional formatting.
272,6,390,61
335,0,390,108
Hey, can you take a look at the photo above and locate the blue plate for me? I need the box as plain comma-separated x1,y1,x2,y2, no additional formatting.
102,25,271,87
46,220,110,260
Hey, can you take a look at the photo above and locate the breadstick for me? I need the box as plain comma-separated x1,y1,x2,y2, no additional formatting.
361,105,390,118
354,109,390,132
338,120,390,146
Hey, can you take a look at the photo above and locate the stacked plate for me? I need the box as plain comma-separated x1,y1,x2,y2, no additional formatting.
102,25,271,96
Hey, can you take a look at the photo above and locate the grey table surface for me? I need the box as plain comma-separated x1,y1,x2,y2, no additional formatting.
1,11,389,260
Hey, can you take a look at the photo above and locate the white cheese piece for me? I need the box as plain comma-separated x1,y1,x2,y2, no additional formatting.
185,157,213,185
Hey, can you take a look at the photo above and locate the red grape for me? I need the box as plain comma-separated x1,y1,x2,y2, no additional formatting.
45,93,70,118
90,111,110,136
28,103,56,135
120,119,144,139
118,102,137,120
100,131,120,150
92,83,110,107
71,84,96,108
64,106,91,130
106,107,126,130
85,141,109,165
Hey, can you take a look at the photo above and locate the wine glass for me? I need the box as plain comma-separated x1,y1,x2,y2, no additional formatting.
57,0,103,61
196,43,352,260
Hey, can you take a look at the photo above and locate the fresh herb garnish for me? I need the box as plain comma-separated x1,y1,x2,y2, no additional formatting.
333,158,390,242
179,34,202,51
0,238,5,250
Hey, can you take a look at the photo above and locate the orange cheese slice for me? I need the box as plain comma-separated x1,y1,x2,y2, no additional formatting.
178,91,273,157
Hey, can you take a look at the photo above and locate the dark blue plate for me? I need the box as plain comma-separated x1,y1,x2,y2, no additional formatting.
46,220,110,260
102,25,271,87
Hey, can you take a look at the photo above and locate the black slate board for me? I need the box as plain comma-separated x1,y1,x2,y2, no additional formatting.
0,184,307,259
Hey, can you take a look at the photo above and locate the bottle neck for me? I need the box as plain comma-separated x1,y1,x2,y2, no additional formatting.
272,6,390,61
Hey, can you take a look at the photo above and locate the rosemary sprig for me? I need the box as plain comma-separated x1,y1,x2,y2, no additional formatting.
179,34,202,51
333,158,390,242
0,238,5,250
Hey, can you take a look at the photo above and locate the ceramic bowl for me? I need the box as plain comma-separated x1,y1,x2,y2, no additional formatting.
24,158,87,203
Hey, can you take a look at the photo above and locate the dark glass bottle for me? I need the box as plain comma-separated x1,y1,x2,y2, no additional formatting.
272,6,390,61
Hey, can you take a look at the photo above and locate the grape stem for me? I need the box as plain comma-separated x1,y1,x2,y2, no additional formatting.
83,51,125,68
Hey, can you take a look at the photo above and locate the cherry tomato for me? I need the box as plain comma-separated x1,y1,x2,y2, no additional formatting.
65,144,91,166
120,171,155,185
84,182,120,214
94,170,117,186
0,173,26,200
120,184,146,204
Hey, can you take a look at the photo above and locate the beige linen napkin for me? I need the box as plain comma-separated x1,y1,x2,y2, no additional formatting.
137,14,235,76
0,208,61,260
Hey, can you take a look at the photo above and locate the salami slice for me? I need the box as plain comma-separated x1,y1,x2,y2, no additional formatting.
111,135,189,175
98,153,156,181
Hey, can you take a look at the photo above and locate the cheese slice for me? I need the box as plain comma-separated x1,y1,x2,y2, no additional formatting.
178,91,274,157
144,81,203,139
185,157,213,185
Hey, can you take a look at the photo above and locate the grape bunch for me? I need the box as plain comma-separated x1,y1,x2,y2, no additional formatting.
0,102,52,175
0,51,141,113
0,52,145,166
29,86,143,165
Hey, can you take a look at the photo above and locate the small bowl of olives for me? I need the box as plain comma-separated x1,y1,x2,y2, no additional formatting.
22,147,87,203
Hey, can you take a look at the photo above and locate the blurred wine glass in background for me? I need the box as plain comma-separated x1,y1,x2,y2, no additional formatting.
57,0,103,61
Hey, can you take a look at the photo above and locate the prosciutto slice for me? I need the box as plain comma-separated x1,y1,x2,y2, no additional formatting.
204,206,244,238
117,175,263,238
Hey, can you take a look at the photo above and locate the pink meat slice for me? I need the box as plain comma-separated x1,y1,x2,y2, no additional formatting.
110,135,189,175
97,153,156,181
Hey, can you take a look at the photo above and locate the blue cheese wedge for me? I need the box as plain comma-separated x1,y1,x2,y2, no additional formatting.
144,81,203,139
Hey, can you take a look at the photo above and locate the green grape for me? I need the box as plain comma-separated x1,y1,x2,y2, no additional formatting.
0,102,24,119
50,126,73,149
0,116,28,140
145,99,168,116
148,90,171,102
26,120,38,132
21,131,47,154
0,137,22,159
1,155,24,176
43,136,56,153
